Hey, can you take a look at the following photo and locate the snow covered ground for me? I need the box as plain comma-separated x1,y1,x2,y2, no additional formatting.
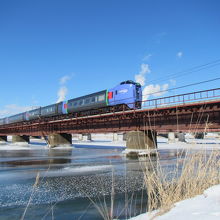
0,133,220,151
73,133,220,150
130,184,220,220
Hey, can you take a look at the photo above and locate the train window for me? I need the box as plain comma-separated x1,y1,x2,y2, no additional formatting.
115,90,118,95
120,80,135,85
98,94,105,102
85,98,90,104
79,100,83,105
73,101,78,107
91,96,95,103
58,104,62,111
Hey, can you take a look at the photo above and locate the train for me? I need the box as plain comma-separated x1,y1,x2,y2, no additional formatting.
0,80,142,125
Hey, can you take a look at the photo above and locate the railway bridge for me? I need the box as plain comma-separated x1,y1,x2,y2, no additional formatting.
0,88,220,150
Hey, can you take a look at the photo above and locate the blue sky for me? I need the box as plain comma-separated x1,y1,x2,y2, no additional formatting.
0,0,220,117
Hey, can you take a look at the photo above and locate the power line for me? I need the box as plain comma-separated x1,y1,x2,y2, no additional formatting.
147,59,220,84
143,77,220,99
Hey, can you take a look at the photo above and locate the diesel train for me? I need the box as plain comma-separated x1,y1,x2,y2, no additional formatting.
0,80,142,125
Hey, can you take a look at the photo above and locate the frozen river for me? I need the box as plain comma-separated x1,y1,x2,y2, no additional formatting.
0,136,219,219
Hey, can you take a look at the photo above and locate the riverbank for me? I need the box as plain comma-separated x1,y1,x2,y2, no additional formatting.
130,184,220,220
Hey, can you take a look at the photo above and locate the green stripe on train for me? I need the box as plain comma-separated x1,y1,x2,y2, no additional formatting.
106,90,108,105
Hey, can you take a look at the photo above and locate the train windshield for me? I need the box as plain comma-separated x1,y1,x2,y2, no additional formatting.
136,84,141,99
120,80,136,85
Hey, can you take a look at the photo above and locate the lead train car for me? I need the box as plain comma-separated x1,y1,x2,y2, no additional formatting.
0,80,142,125
108,80,142,109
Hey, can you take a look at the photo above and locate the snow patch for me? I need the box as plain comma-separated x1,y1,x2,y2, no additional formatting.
63,165,113,172
129,184,220,220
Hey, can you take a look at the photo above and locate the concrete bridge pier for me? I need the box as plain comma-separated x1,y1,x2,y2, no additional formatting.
0,136,7,142
168,132,176,143
195,132,204,139
87,133,92,141
82,134,92,141
48,133,72,148
12,135,30,143
113,133,118,141
177,132,186,142
78,134,83,141
122,133,127,141
126,130,157,157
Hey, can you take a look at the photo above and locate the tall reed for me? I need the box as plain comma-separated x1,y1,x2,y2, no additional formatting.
143,149,220,217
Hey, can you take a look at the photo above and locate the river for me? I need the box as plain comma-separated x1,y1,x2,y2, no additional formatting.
0,139,182,220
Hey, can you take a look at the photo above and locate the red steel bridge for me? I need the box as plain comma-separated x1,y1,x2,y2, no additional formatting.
0,88,220,136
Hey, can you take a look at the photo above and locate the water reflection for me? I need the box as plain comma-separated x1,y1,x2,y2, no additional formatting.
0,148,72,168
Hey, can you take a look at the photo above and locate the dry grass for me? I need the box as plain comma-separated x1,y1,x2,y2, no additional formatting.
84,149,220,220
143,149,220,218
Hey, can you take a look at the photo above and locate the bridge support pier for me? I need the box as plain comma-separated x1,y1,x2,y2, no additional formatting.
168,132,176,143
87,133,92,141
82,134,92,141
126,130,157,157
48,133,72,148
12,135,30,143
78,134,83,141
177,132,186,142
123,133,127,141
113,133,118,141
0,136,7,142
195,132,204,139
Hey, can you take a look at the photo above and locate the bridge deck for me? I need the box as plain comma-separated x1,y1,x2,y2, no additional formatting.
0,96,220,136
1,88,220,136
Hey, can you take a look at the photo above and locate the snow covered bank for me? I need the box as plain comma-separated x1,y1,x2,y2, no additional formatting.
130,184,220,220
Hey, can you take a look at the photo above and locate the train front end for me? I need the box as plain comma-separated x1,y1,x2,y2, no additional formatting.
108,80,142,109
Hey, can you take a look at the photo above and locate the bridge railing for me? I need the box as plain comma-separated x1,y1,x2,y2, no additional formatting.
142,88,220,109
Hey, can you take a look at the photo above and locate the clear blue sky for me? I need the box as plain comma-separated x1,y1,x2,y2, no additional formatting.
0,0,220,116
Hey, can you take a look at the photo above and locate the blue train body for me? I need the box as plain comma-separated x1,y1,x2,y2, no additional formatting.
0,80,142,125
108,80,142,109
